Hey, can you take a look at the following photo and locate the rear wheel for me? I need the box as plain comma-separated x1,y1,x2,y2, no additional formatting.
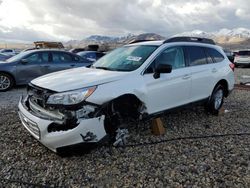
206,85,225,115
0,73,14,92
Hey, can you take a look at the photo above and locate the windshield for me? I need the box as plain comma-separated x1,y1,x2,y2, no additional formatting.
6,51,30,62
92,45,157,71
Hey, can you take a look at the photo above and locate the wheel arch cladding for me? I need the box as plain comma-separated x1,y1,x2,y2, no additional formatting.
215,79,229,97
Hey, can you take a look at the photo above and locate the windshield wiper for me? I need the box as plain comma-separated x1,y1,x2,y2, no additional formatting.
94,66,114,71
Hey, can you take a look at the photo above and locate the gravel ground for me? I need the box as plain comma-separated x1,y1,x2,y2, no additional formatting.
0,68,250,187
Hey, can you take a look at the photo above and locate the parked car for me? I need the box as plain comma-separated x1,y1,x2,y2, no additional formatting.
77,51,105,62
0,53,11,61
18,37,235,153
69,48,86,53
0,49,92,91
234,50,250,67
223,49,234,63
0,49,17,56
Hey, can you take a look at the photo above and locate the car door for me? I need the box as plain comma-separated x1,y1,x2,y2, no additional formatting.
16,52,49,83
184,46,214,102
205,47,226,91
143,46,192,114
50,52,77,72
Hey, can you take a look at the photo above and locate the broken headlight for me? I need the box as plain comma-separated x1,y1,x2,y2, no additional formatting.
46,86,97,105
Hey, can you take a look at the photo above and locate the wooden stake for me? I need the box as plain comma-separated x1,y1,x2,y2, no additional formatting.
151,118,165,135
218,107,225,116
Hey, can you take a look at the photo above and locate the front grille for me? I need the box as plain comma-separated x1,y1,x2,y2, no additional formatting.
18,111,40,139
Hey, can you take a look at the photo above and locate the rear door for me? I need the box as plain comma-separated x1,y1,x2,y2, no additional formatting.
205,47,226,91
49,52,78,72
185,46,215,102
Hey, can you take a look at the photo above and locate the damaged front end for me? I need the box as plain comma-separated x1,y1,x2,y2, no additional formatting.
18,84,107,153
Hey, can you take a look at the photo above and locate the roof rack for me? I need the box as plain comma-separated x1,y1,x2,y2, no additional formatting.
129,39,158,44
163,37,215,45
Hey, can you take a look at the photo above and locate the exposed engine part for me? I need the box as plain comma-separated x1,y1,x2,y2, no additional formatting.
113,128,129,147
75,105,96,118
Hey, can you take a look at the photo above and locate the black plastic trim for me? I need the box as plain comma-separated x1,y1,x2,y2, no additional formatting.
164,37,215,45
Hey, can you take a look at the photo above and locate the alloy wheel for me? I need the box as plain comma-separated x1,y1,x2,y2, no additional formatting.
214,89,223,110
0,75,11,90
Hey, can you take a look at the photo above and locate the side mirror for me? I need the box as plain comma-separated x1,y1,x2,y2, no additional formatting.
153,64,172,79
20,59,28,64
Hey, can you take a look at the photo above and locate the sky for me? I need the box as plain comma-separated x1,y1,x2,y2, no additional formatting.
0,0,250,42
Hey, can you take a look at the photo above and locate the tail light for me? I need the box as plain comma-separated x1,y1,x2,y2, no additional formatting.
229,63,235,72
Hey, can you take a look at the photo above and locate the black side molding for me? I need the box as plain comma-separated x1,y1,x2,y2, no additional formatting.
164,37,215,45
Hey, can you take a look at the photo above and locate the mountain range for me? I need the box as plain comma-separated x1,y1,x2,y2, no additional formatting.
176,28,250,38
65,28,250,50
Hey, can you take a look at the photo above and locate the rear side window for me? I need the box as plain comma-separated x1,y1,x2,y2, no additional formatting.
41,52,49,62
186,46,207,66
52,52,73,63
238,51,250,56
206,48,224,63
71,54,80,61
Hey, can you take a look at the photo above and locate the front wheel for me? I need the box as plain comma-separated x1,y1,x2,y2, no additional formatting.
0,73,14,92
206,85,225,115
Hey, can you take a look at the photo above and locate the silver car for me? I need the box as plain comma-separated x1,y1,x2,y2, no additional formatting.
0,49,92,91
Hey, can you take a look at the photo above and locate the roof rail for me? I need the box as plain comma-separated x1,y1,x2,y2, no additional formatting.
163,37,215,45
129,39,158,44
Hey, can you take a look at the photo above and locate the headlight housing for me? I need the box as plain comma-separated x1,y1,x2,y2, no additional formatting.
46,86,97,105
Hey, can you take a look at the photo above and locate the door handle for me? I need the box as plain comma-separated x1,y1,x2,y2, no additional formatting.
212,68,217,73
70,64,76,67
182,74,191,79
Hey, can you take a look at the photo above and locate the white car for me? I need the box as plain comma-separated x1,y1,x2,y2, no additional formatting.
0,49,17,56
18,37,235,153
234,50,250,67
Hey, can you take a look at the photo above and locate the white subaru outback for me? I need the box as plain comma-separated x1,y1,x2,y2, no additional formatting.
18,37,235,153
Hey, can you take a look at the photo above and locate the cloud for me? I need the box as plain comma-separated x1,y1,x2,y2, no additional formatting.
0,0,250,42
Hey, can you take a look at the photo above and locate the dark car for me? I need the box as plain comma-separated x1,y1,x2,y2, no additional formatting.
69,48,86,54
77,51,105,62
0,49,92,91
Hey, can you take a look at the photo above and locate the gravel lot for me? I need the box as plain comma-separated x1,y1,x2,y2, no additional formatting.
0,68,250,187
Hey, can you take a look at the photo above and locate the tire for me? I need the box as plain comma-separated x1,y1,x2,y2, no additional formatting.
0,73,14,92
206,85,225,115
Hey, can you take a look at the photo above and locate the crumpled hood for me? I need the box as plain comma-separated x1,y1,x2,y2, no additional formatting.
31,67,128,92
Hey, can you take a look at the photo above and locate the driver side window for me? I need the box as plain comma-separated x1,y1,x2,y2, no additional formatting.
25,53,42,63
145,47,185,73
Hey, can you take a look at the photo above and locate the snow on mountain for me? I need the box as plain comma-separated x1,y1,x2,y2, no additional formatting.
219,28,250,38
174,30,214,38
176,28,250,38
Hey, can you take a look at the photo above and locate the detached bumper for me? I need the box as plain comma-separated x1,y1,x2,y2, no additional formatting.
18,97,107,153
